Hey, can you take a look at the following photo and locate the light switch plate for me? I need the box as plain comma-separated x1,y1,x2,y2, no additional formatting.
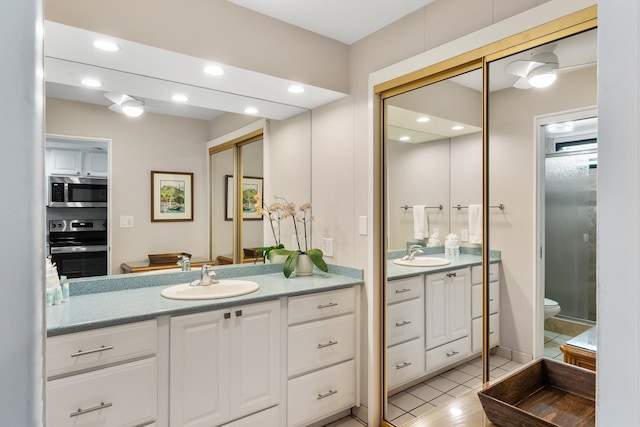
461,229,469,242
120,215,134,228
322,238,334,257
359,216,368,235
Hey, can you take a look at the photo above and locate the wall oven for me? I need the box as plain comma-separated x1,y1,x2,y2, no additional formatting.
49,219,108,278
48,176,107,208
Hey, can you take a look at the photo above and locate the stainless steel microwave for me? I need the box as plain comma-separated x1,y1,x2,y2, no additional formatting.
48,176,107,208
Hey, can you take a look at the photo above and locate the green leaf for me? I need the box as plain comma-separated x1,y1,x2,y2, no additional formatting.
306,248,328,272
283,252,299,278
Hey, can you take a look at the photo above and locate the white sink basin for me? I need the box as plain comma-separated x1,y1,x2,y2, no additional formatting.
393,256,451,267
161,280,260,300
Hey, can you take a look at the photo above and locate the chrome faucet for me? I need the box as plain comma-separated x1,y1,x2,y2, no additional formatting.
402,244,424,261
190,264,218,287
177,255,191,271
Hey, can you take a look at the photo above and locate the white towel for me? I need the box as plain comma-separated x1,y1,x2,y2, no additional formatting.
413,205,428,240
468,204,483,244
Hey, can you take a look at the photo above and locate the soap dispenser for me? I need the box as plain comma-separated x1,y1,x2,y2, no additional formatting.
445,233,460,255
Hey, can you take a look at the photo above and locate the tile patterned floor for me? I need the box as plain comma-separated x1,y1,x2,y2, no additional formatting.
544,329,575,360
385,355,523,425
325,415,367,426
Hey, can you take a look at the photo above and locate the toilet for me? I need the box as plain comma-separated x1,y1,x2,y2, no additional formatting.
544,298,561,319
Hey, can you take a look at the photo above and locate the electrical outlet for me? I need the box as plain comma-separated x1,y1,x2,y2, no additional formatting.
120,215,134,228
322,238,334,257
461,229,469,242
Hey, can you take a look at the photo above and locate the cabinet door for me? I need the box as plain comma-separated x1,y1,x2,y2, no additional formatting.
170,310,230,427
425,272,448,349
229,300,280,420
84,151,108,177
448,269,471,342
48,149,82,176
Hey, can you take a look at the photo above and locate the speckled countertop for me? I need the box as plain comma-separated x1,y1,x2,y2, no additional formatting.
47,263,363,337
386,247,501,281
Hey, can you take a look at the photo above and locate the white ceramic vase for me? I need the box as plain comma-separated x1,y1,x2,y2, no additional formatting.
294,253,314,276
268,251,288,264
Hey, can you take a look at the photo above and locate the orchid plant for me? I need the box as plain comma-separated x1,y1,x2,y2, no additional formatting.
254,195,328,278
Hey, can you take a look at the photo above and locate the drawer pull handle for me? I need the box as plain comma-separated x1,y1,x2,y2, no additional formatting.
446,350,460,357
446,272,457,278
317,340,338,349
395,320,412,327
395,288,411,294
71,345,114,358
396,361,412,370
317,389,338,400
70,401,113,417
317,302,338,309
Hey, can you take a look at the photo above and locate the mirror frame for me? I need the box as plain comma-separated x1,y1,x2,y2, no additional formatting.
374,6,597,426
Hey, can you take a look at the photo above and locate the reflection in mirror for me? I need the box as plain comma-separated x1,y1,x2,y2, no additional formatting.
240,139,265,263
383,69,482,424
210,148,235,265
487,28,597,366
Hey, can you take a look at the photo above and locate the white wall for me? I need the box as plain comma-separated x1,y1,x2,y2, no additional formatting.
0,1,44,426
46,98,211,274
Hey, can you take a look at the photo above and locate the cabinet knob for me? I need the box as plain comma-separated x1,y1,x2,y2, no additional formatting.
446,272,457,278
224,313,231,319
235,310,242,317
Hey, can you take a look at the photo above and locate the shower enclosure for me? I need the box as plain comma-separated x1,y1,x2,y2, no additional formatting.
544,117,597,322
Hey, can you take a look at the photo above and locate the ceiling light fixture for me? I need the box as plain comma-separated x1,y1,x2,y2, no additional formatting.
452,125,464,130
244,107,258,115
416,116,430,123
92,39,120,52
288,84,305,94
81,78,102,88
121,100,144,118
204,65,224,76
528,64,557,88
172,94,189,102
399,136,411,141
547,122,574,133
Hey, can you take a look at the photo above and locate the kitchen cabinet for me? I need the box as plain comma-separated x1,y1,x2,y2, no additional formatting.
287,287,358,427
47,148,108,178
425,268,471,373
385,276,425,390
169,299,280,427
46,320,158,427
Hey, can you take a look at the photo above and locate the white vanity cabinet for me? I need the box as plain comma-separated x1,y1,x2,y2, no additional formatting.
425,268,471,373
45,320,158,427
169,299,281,427
385,276,425,390
47,148,108,177
471,262,501,353
287,287,358,427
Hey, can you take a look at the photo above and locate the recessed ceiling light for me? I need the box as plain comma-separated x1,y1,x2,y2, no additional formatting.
452,125,464,131
288,84,305,94
244,107,258,115
81,78,102,88
416,116,430,123
172,94,189,103
399,136,411,141
92,39,120,52
204,65,224,76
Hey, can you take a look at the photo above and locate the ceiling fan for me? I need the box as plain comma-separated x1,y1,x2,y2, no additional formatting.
504,51,595,89
105,92,145,117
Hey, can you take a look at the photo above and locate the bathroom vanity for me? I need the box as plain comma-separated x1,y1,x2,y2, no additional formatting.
45,264,363,427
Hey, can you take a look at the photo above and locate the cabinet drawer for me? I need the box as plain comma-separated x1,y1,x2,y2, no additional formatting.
288,287,355,325
387,338,425,390
472,313,500,353
287,360,355,427
471,262,499,284
221,406,279,427
386,298,423,347
47,357,157,427
47,320,157,378
386,276,423,304
288,314,355,377
426,335,471,373
471,280,500,318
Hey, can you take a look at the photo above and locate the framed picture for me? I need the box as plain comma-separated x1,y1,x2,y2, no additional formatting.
151,171,193,222
225,175,263,221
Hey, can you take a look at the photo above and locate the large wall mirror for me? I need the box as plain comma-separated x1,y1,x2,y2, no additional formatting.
378,7,596,426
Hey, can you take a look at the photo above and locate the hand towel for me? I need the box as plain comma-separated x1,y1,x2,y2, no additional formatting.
413,205,428,240
468,204,483,244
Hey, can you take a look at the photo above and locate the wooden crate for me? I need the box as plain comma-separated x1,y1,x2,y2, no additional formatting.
478,358,595,427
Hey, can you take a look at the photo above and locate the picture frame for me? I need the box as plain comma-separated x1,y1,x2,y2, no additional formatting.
225,175,263,221
151,171,194,222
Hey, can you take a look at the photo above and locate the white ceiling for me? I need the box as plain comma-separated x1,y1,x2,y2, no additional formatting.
226,0,435,45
